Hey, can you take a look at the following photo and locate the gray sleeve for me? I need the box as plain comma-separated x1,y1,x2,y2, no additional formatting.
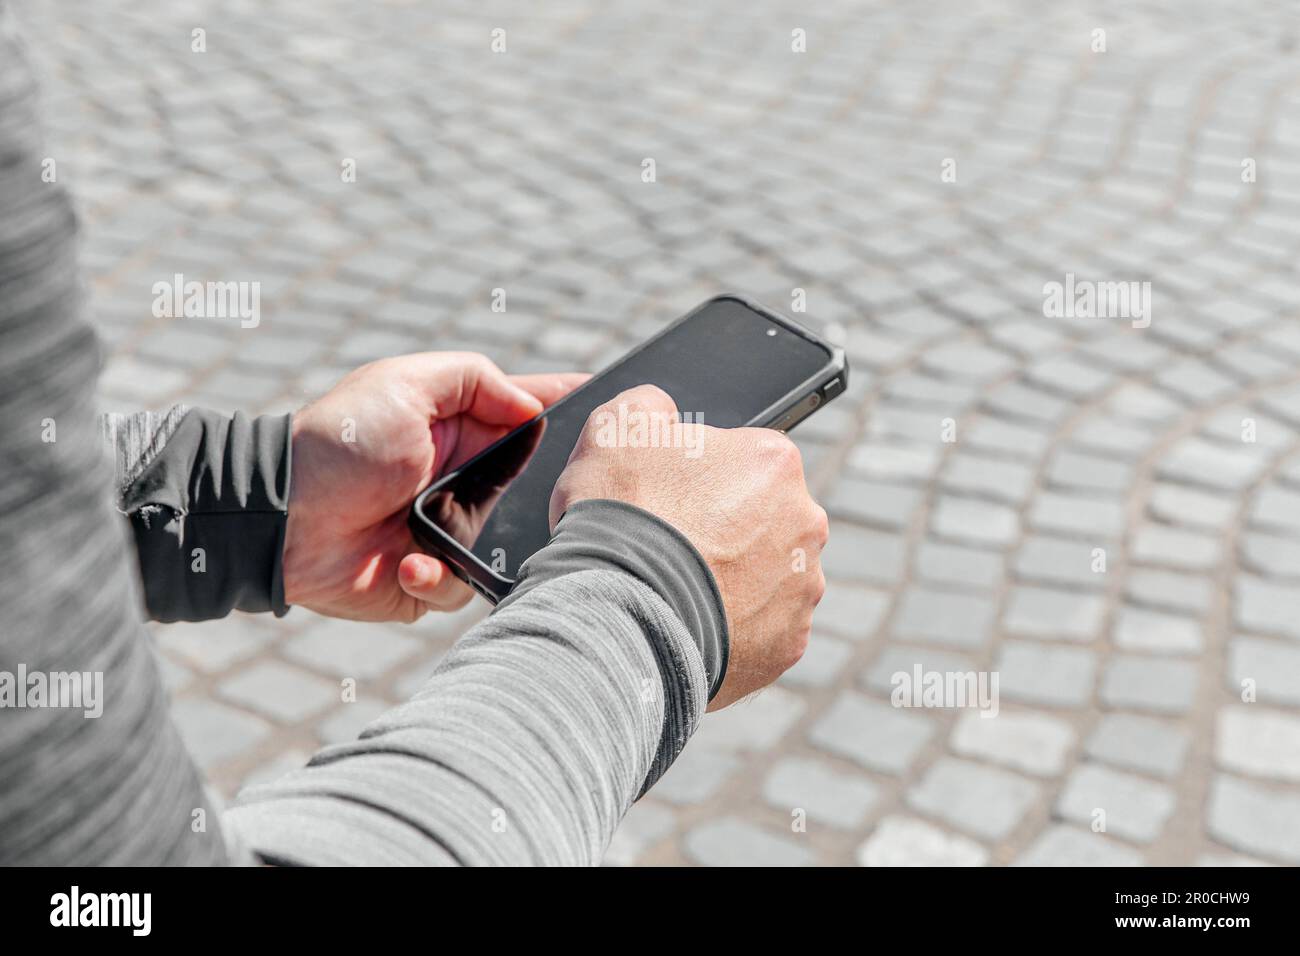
101,407,293,622
0,10,230,865
501,497,729,703
226,500,728,865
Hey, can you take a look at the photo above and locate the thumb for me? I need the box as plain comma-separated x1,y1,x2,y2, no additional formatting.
420,352,544,425
607,383,679,418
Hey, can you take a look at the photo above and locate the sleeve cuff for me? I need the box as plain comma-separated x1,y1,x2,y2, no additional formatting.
121,409,292,622
500,498,730,700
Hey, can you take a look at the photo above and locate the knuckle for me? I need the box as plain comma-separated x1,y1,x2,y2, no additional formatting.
784,627,811,671
443,351,496,382
775,434,804,470
469,353,502,379
812,503,830,546
633,382,672,404
452,350,490,369
352,358,382,380
755,430,801,466
621,383,676,416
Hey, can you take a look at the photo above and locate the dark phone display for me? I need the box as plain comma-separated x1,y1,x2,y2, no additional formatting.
423,298,832,581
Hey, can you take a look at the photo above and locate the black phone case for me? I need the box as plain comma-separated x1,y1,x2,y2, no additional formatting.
408,293,849,603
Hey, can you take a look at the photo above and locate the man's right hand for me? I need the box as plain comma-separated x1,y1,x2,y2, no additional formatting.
550,384,829,710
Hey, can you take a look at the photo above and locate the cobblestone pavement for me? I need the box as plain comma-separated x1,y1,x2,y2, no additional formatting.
22,0,1300,865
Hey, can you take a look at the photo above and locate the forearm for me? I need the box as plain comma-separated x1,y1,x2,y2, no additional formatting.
226,501,728,865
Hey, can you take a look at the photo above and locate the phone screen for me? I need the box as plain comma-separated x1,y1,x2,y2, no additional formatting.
420,297,833,583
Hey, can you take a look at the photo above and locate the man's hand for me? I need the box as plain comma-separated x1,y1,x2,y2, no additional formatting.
551,385,829,710
284,352,584,622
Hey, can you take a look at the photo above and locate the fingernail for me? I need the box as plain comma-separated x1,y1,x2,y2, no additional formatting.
406,559,427,587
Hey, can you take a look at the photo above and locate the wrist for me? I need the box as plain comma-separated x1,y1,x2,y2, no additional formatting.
282,414,311,607
505,498,730,700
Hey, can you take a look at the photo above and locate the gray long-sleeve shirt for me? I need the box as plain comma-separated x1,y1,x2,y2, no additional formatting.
0,6,727,866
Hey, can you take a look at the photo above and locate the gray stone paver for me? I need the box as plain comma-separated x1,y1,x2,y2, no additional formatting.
996,642,1098,710
1124,568,1214,616
283,621,423,680
1112,606,1204,655
1228,637,1300,707
683,818,815,867
779,635,853,688
1215,707,1300,783
931,495,1022,547
1030,492,1126,538
950,710,1075,778
1055,764,1177,844
1207,775,1300,865
1012,537,1108,590
649,747,744,807
913,539,1004,590
171,698,272,771
1084,713,1190,781
692,685,807,753
862,645,977,698
762,757,882,830
1131,525,1223,572
1004,585,1107,642
811,580,894,639
892,586,997,649
1100,656,1199,715
34,0,1300,866
809,692,935,774
218,661,341,724
858,816,988,867
1235,574,1300,641
1013,826,1144,867
602,801,677,867
907,757,1041,841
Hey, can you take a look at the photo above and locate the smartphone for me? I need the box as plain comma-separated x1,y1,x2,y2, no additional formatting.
408,294,848,602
